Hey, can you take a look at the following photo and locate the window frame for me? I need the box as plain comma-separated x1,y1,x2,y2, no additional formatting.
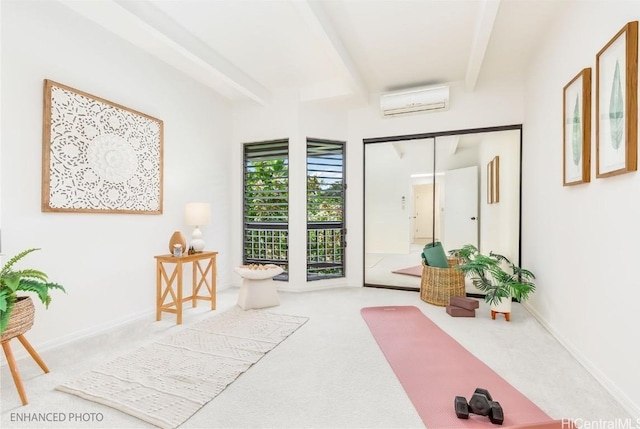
306,138,347,281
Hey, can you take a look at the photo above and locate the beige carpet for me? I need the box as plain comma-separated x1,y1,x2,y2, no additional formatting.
56,307,308,429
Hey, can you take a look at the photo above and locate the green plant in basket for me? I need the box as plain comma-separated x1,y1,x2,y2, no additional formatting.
450,244,536,306
0,248,66,334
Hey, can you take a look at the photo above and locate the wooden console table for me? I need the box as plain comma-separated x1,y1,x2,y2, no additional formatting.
155,251,218,324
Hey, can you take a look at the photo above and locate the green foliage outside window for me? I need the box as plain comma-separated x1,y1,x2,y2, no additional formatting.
243,140,345,280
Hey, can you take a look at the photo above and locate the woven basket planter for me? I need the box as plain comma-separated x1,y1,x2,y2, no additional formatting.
1,296,35,342
420,258,465,306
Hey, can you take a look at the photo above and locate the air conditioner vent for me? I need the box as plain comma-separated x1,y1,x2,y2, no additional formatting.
380,85,449,117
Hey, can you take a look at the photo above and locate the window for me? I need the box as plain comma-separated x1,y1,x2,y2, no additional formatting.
307,139,346,280
243,140,289,278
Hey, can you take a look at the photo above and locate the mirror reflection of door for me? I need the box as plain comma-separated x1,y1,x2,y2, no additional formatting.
363,126,521,292
413,183,439,244
443,166,479,251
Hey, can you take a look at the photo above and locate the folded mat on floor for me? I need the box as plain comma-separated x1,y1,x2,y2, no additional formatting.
391,265,423,277
361,305,555,429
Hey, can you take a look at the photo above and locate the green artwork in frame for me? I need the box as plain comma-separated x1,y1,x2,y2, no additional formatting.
595,21,638,178
609,60,624,151
571,93,582,167
563,68,591,186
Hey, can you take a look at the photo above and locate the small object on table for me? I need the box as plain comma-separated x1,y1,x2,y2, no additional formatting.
173,244,183,257
168,231,187,254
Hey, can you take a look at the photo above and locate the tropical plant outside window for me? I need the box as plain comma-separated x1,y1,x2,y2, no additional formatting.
307,139,346,280
243,140,289,278
242,139,346,282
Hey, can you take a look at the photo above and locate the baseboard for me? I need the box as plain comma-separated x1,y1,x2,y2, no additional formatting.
465,292,485,299
277,280,352,292
523,302,640,420
465,293,519,302
364,283,419,292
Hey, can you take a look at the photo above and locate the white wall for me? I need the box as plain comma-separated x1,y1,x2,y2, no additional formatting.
478,130,521,263
0,1,233,353
523,1,640,417
231,93,350,290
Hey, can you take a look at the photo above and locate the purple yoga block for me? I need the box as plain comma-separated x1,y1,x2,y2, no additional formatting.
446,305,476,317
449,296,480,310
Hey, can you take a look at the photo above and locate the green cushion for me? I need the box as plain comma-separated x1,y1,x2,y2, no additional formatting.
422,242,449,268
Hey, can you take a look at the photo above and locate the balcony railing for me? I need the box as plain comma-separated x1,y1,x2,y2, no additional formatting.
307,221,344,280
243,223,289,279
243,221,345,281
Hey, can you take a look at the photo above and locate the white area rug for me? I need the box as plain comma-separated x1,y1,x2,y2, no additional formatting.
56,307,308,429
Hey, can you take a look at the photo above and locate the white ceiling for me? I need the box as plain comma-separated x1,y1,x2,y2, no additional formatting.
58,0,569,106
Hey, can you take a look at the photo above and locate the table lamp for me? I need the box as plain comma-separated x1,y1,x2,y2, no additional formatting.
184,202,211,252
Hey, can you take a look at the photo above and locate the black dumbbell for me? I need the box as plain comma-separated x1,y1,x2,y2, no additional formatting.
489,401,504,425
454,388,504,425
454,396,469,419
469,387,493,415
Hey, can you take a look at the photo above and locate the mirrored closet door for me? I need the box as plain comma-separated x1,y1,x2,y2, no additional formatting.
363,126,522,291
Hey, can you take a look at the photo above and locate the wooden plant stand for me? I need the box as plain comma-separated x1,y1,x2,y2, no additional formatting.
1,334,49,405
491,310,511,321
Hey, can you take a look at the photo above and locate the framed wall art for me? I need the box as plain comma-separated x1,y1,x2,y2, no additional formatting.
563,68,592,186
487,161,493,204
491,155,500,203
596,21,638,178
486,156,499,204
42,79,164,214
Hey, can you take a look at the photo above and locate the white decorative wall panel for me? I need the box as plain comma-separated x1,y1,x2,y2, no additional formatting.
42,80,163,214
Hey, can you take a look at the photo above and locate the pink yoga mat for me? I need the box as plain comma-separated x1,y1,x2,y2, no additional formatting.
391,265,423,277
361,306,553,429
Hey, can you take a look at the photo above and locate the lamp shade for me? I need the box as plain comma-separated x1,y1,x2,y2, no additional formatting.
184,202,211,226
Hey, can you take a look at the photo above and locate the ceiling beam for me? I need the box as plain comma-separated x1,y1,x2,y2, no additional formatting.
292,0,368,102
58,0,271,104
464,0,501,92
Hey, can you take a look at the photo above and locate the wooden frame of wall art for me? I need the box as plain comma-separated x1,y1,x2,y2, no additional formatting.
563,68,592,186
42,79,164,214
595,21,638,178
486,156,499,204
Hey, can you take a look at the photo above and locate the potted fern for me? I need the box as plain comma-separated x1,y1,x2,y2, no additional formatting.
451,244,535,320
0,248,66,340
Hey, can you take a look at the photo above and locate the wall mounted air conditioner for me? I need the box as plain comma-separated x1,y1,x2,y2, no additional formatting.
379,85,450,117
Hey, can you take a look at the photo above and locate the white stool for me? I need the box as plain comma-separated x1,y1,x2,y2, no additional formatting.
235,265,284,310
